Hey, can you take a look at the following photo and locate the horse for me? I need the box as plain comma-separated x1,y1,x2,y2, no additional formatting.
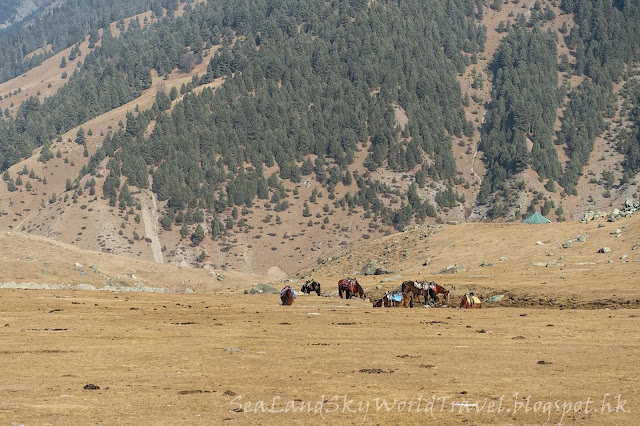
459,293,482,309
338,278,365,300
427,281,450,304
373,291,413,308
401,280,433,305
280,285,296,305
301,279,321,296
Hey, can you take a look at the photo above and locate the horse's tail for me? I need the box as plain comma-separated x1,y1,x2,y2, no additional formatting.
409,295,413,309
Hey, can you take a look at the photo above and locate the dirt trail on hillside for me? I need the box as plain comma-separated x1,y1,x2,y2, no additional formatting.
140,189,163,263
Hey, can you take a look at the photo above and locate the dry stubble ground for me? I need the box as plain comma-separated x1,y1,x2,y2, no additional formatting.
0,290,638,425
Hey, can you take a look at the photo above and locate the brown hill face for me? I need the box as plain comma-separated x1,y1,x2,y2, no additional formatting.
0,230,270,291
1,1,639,276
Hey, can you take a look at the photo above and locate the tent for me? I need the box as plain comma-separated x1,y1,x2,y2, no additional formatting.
523,212,551,224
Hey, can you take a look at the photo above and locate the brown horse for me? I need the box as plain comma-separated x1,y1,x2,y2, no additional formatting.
373,292,413,308
301,279,321,296
459,293,482,309
401,281,432,305
280,285,296,305
428,282,450,304
338,278,365,300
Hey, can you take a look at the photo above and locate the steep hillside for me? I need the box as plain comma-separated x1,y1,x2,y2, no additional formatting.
1,0,640,275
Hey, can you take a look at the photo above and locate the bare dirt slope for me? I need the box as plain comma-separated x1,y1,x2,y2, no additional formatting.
0,230,270,292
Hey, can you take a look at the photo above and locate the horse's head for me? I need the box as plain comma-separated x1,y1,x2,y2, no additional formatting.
355,280,365,299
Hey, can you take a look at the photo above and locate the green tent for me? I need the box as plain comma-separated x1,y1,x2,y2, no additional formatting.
523,212,551,224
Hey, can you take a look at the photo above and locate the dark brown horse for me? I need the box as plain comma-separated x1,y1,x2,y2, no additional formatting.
401,280,433,305
338,278,365,300
280,285,296,305
373,292,413,308
459,293,481,309
301,279,321,296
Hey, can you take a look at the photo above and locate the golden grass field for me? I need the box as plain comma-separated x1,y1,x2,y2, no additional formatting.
1,212,639,424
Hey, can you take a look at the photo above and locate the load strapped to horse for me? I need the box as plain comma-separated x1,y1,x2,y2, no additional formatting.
373,291,413,308
280,285,296,305
459,292,482,309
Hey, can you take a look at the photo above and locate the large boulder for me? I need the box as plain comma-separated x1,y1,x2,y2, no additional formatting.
244,283,279,294
439,264,467,274
360,259,394,275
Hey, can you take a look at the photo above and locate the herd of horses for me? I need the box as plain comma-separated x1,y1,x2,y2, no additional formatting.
281,279,482,309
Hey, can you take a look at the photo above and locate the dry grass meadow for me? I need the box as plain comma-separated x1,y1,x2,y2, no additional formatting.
1,213,639,424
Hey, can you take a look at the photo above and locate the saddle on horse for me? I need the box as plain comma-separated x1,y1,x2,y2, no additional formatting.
280,286,296,298
385,291,403,305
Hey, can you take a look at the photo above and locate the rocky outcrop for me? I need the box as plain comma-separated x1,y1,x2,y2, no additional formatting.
360,259,394,275
439,264,467,274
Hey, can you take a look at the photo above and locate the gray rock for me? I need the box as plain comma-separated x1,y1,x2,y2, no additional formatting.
561,241,573,249
479,260,493,267
611,228,622,235
422,258,431,266
599,247,612,254
499,256,508,262
577,234,588,242
581,211,595,222
608,260,614,264
532,262,547,267
439,264,467,274
633,244,639,251
224,347,244,353
621,254,628,260
547,252,554,257
360,259,393,275
244,283,279,294
485,294,504,303
535,241,544,245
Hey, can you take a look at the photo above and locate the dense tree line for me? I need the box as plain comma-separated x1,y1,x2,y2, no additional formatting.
479,0,640,213
0,0,165,84
65,0,485,231
479,26,561,204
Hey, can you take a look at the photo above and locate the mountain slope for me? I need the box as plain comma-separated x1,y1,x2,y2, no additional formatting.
1,0,639,276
